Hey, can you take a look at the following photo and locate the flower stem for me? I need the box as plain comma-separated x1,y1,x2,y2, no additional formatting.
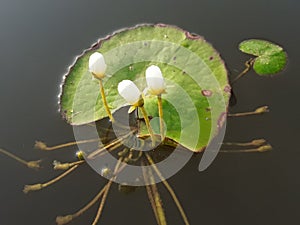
157,95,165,142
139,106,155,146
99,79,114,122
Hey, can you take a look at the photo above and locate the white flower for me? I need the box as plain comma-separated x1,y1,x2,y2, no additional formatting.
145,65,165,95
89,52,107,79
118,80,141,105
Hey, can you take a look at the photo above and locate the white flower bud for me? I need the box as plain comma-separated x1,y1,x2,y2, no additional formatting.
118,80,141,105
145,65,165,95
89,52,107,79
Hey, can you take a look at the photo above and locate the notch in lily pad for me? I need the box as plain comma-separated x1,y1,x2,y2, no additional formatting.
239,39,287,75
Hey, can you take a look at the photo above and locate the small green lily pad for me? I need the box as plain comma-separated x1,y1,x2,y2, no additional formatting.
239,39,287,75
59,24,230,152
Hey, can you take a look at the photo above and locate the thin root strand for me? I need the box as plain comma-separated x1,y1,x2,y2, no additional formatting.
23,184,43,194
0,148,41,170
35,138,100,151
56,215,73,225
23,165,79,194
222,139,267,147
228,106,269,117
146,153,190,225
53,160,85,170
220,144,272,153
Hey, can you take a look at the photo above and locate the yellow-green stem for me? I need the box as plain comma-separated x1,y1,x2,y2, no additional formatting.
99,79,114,122
157,95,165,142
140,106,155,146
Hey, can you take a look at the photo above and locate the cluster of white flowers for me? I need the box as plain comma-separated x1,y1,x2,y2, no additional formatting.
89,52,165,142
118,65,165,106
89,52,166,108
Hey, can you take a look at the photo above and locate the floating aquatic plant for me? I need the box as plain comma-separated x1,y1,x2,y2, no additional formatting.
0,23,288,225
231,39,287,83
239,39,287,75
60,24,230,152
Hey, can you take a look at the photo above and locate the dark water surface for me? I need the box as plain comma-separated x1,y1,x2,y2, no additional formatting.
0,0,299,224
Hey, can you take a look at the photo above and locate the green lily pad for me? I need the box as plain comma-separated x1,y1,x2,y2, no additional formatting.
59,24,230,152
239,39,287,75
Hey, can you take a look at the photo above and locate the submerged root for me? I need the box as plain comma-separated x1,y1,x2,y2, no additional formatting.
34,138,100,151
221,144,272,153
231,58,255,84
142,161,167,225
222,138,273,153
91,180,113,225
23,183,43,193
34,141,48,150
92,157,123,225
26,160,42,169
146,153,190,225
0,148,41,170
87,130,136,159
228,106,269,117
53,160,85,170
56,185,107,225
222,138,267,147
56,157,125,225
56,215,73,225
23,165,80,194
